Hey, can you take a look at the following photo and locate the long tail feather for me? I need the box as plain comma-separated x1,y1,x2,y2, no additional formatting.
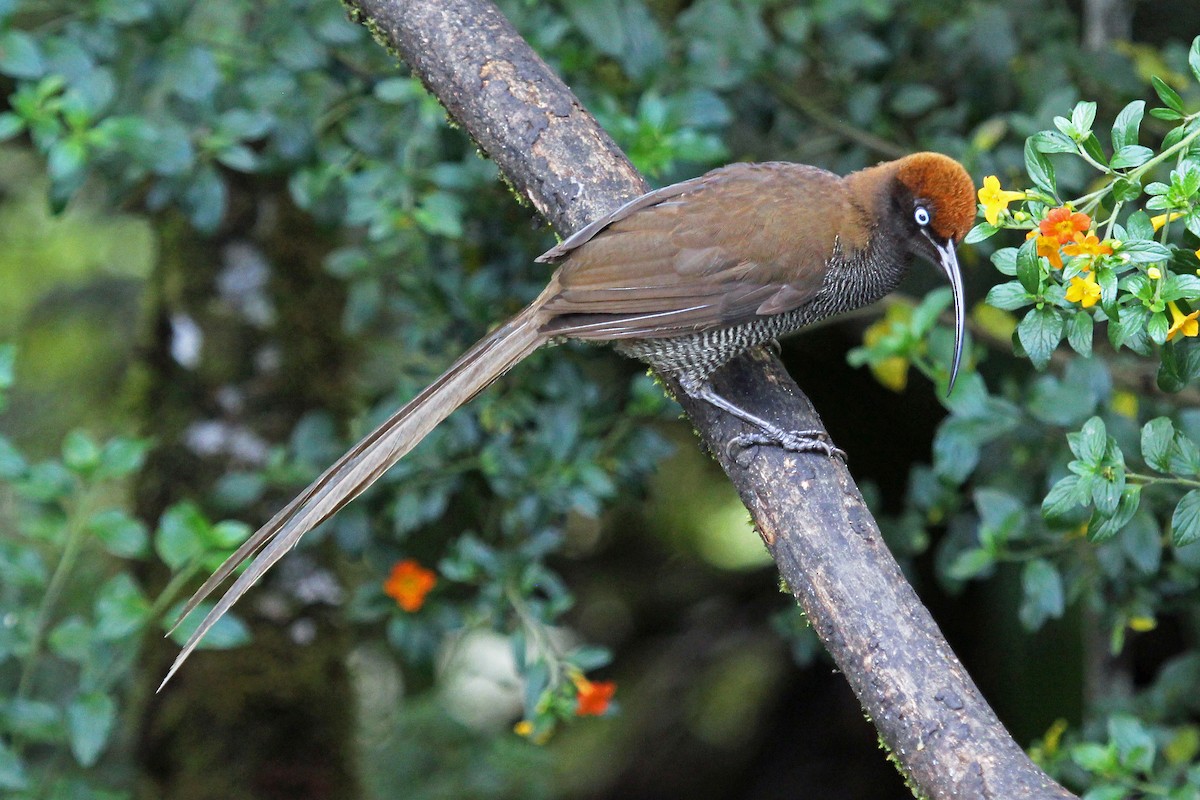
159,304,548,690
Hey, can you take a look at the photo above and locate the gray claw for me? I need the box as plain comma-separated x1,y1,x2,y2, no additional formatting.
728,430,846,460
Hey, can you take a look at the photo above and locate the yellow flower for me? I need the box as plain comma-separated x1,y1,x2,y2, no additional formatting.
1148,266,1162,280
1064,273,1101,308
1111,390,1138,419
1167,301,1200,341
977,175,1025,226
513,720,535,737
1151,211,1185,232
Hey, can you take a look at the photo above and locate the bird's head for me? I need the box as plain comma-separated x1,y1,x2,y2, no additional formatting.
886,152,975,393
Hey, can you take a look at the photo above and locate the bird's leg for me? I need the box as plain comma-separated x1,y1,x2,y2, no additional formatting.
761,338,782,357
678,377,845,460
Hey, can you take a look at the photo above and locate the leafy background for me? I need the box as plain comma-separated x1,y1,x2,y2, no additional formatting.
2,0,1200,798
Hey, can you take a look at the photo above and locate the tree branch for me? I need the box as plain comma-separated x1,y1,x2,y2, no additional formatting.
347,0,1077,797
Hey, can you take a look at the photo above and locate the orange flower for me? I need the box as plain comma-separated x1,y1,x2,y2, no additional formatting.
1039,206,1091,246
1064,273,1101,308
1167,302,1200,341
383,559,437,612
573,674,616,716
1062,232,1113,260
1028,229,1063,269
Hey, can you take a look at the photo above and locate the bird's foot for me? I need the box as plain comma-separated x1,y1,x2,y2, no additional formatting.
728,428,846,460
760,338,783,358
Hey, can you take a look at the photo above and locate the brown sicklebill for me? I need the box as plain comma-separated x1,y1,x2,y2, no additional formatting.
160,152,976,688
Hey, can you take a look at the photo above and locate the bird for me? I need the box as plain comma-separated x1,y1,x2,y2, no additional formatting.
160,151,976,688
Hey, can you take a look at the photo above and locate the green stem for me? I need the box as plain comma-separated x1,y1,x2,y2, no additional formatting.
1126,471,1200,489
1069,116,1200,213
506,585,565,689
15,489,94,701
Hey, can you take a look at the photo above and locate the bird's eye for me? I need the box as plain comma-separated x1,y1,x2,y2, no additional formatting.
914,205,931,227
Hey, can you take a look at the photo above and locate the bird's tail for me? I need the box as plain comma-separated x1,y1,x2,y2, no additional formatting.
160,301,549,689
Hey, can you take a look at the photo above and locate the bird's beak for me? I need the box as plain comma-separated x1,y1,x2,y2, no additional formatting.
926,234,965,395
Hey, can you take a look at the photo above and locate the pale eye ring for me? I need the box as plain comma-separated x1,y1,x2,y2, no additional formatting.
914,205,931,227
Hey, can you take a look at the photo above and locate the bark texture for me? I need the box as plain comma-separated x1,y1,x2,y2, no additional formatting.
348,0,1078,797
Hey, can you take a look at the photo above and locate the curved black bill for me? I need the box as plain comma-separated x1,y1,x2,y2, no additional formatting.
928,235,965,395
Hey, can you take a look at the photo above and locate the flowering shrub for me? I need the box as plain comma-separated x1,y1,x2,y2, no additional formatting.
854,35,1200,799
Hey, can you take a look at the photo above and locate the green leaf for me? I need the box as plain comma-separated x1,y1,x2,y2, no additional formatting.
963,221,998,244
94,573,151,639
1110,145,1153,170
1152,75,1185,113
48,616,92,662
1190,35,1200,84
1066,311,1093,357
986,281,1034,311
1111,100,1145,149
18,460,75,501
1172,431,1200,475
1080,133,1107,168
413,191,464,239
1017,306,1063,369
87,509,149,558
62,429,101,474
1158,340,1200,392
0,434,27,479
1016,238,1042,294
0,740,27,790
1172,490,1200,546
0,112,23,141
164,601,251,650
206,519,252,549
1142,417,1176,472
1118,239,1172,263
4,699,61,742
1110,304,1152,355
1073,417,1108,465
67,692,116,767
1019,559,1064,630
1120,508,1160,575
1030,130,1076,155
1109,714,1156,773
1071,101,1096,136
1111,177,1142,203
96,437,149,478
0,30,45,79
155,502,211,570
1072,741,1117,772
975,488,1025,550
1024,137,1057,197
1090,485,1140,542
991,247,1018,276
1042,475,1087,522
1149,106,1183,122
1126,210,1155,241
1148,311,1170,345
945,547,994,580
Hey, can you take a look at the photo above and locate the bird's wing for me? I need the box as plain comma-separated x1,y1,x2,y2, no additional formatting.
537,162,853,340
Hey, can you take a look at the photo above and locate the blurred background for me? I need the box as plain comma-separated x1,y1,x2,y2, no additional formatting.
2,0,1200,798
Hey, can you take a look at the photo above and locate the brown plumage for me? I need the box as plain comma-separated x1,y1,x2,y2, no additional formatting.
160,152,976,688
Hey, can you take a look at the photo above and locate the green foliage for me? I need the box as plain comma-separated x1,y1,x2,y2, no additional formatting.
4,0,1200,795
0,347,252,797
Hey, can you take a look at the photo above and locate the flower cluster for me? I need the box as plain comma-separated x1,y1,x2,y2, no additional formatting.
513,669,617,742
972,91,1200,375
